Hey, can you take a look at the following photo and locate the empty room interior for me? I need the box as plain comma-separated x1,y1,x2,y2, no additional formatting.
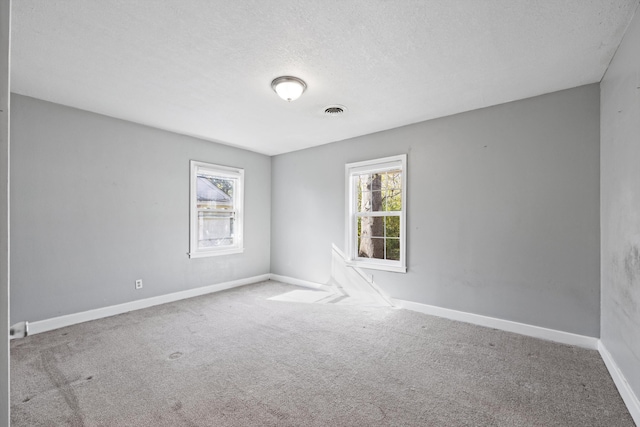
1,0,640,425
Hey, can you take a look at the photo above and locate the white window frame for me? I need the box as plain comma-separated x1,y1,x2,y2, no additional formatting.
345,154,407,273
189,160,244,258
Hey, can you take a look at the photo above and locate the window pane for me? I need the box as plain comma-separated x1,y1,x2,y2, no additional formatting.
385,216,400,238
197,212,235,248
385,238,400,261
379,170,401,211
383,191,400,211
358,173,383,212
358,237,385,259
371,191,383,211
358,173,382,190
357,174,367,212
382,170,402,190
197,175,234,210
358,189,370,212
358,216,384,238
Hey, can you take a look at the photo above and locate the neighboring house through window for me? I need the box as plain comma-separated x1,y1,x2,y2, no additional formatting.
345,154,407,273
189,160,244,258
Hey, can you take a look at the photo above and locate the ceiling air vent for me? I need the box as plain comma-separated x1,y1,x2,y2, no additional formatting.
324,105,347,116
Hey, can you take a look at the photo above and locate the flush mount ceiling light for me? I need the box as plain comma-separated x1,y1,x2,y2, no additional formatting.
271,76,307,102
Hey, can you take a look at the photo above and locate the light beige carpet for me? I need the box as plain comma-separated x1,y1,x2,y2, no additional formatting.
11,280,634,426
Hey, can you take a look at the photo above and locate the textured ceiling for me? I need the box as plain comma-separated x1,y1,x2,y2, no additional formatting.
10,0,640,155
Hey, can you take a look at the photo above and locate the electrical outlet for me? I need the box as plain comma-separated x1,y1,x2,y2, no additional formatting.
10,321,29,339
135,279,143,290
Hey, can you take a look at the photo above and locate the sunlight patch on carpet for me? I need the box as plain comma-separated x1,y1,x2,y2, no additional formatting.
269,245,397,307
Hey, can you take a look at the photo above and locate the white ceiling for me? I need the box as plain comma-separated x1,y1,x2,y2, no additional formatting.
10,1,640,156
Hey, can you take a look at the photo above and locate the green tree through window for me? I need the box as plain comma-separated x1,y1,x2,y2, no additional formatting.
347,155,406,273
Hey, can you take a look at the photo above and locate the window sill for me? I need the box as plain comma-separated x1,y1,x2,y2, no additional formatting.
188,247,244,258
346,260,407,273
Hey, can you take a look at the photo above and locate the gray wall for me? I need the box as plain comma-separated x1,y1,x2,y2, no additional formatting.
10,94,271,323
272,85,601,337
1,0,9,423
601,6,640,401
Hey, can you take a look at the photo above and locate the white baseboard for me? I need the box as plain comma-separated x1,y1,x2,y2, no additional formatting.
25,272,639,424
28,274,271,335
396,299,599,350
269,274,333,292
599,341,640,426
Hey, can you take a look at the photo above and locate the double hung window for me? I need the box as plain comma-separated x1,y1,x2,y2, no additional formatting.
189,161,244,258
345,155,407,273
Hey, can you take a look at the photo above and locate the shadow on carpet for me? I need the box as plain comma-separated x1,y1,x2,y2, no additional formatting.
10,280,635,426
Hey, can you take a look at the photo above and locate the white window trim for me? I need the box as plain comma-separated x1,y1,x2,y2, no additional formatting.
189,160,244,258
345,154,407,273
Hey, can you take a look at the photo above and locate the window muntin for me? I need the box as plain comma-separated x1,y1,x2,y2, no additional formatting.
190,161,244,258
346,155,406,273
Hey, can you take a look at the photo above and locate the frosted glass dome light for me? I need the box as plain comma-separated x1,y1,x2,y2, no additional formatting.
271,76,307,102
